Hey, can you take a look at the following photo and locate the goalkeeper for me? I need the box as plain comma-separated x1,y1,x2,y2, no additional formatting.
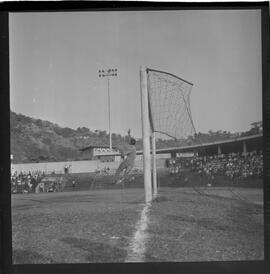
114,129,136,185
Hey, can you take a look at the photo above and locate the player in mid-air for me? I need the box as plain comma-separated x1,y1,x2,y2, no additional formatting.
113,129,136,185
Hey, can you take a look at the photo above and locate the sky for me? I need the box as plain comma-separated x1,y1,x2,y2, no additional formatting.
9,10,262,139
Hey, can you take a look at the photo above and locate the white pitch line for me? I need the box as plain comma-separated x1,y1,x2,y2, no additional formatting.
125,202,151,262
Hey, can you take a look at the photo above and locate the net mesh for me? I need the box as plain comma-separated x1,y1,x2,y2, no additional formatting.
147,69,196,139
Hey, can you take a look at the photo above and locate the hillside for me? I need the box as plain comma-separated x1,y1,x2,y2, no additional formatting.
10,111,262,164
10,111,131,163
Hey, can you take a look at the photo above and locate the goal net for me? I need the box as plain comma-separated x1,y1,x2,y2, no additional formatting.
140,67,195,203
147,68,195,140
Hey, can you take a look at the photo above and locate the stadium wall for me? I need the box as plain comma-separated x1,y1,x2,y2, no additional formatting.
11,158,166,174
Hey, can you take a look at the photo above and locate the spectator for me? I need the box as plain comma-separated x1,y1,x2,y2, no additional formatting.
72,180,76,189
167,150,263,183
64,165,69,174
11,169,46,194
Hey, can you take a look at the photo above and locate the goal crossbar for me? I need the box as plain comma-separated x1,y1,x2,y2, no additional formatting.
146,68,194,86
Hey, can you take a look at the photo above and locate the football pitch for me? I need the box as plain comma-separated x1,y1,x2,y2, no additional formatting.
12,181,264,263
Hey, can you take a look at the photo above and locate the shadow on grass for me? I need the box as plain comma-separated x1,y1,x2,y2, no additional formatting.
13,249,56,264
165,210,262,234
165,214,229,231
61,237,127,263
119,200,144,205
152,196,170,203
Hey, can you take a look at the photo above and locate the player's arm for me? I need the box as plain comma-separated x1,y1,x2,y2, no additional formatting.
116,129,133,156
127,129,131,143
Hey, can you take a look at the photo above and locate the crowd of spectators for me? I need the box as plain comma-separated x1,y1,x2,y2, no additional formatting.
11,170,46,194
167,150,263,183
11,164,74,194
95,166,112,175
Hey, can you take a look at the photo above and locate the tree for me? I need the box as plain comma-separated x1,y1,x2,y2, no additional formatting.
250,121,262,133
54,127,75,138
247,121,262,135
77,127,90,134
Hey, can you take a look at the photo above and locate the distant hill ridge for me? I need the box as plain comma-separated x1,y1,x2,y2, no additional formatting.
10,111,132,163
10,111,261,164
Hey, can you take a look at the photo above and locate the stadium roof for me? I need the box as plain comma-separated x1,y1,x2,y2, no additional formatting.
155,133,263,154
79,133,262,156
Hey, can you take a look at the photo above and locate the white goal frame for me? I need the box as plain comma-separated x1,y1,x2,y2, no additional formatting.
140,67,157,203
140,66,194,203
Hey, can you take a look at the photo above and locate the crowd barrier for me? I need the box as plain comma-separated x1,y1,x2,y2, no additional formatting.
11,158,166,175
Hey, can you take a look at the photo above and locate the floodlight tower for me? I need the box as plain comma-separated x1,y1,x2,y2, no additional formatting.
98,68,118,151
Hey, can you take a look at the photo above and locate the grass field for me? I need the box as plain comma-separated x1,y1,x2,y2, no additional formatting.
12,171,264,263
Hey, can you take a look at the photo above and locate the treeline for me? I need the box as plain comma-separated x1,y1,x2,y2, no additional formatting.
10,111,262,163
10,111,138,163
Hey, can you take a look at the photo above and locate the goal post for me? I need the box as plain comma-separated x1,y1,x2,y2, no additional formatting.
140,67,195,203
151,131,157,197
140,67,152,203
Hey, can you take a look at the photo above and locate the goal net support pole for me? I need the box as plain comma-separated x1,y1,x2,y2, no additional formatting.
152,132,157,196
140,67,152,203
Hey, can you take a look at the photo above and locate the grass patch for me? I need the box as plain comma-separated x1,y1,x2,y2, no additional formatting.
12,185,263,263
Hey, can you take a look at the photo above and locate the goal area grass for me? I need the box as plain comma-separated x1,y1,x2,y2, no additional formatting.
12,170,263,263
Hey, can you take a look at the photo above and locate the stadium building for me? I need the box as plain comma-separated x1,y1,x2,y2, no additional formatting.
79,145,122,162
80,133,263,160
155,133,263,158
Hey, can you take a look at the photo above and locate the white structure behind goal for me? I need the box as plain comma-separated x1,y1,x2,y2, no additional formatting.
140,67,195,203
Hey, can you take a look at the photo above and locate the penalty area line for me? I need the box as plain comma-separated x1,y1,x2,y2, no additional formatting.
125,202,151,262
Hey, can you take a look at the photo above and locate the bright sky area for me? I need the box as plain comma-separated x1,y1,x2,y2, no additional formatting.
9,10,262,139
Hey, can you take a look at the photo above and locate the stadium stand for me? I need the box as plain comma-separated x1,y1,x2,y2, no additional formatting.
167,150,263,186
11,170,45,194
